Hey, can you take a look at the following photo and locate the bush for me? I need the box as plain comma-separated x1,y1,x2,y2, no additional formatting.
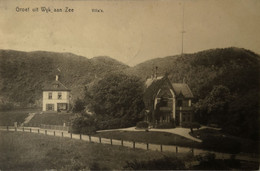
182,122,201,129
136,121,149,129
123,156,186,170
72,98,85,113
71,115,97,135
201,135,241,154
96,118,122,130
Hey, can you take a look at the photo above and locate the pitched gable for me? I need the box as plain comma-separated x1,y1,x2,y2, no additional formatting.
42,80,70,91
172,83,194,98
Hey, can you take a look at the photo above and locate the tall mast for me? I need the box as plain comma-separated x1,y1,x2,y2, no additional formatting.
181,2,186,56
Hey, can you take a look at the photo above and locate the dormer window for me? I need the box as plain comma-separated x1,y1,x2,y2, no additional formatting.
58,92,62,99
177,100,182,107
48,92,52,99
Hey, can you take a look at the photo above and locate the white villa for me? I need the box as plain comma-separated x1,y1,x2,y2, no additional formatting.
42,75,71,112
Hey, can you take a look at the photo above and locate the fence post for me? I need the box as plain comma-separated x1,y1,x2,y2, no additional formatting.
7,126,8,131
80,134,82,140
30,128,31,133
45,130,47,135
38,129,40,134
62,132,63,137
54,131,55,136
110,139,112,145
160,144,163,152
89,135,91,142
121,139,123,146
23,127,24,132
133,141,135,150
70,133,72,139
176,146,178,153
99,137,101,143
147,143,149,150
15,127,17,132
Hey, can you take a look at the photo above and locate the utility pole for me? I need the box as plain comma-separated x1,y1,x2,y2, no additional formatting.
181,2,186,56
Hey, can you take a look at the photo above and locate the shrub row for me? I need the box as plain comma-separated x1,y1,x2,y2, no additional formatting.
136,121,149,129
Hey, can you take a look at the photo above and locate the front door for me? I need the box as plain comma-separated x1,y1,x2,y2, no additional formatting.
57,103,68,112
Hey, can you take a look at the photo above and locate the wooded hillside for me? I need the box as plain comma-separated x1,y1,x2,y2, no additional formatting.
0,50,128,107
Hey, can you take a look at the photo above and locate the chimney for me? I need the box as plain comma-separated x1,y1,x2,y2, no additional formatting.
56,75,59,81
155,66,158,79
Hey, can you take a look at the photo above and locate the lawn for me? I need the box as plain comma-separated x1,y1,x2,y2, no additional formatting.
0,131,179,170
96,130,260,155
0,108,40,126
1,131,258,170
95,131,200,148
27,113,73,126
190,128,260,154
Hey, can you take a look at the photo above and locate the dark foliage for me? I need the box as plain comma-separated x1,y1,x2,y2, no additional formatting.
123,156,186,170
136,121,149,129
72,98,85,113
85,73,145,129
181,122,200,133
192,153,242,170
0,50,128,108
71,115,97,135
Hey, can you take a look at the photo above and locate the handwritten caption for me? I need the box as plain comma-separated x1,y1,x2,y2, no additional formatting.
16,7,74,13
16,6,104,13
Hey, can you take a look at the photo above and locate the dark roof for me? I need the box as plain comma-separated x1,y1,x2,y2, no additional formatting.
42,80,70,91
143,76,193,104
143,77,165,103
172,83,194,98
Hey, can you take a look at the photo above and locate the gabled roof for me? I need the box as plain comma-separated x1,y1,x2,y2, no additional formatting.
143,75,193,104
42,80,70,91
172,83,194,98
143,77,165,103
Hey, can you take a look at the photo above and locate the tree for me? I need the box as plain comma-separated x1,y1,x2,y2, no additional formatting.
194,85,232,126
72,98,85,113
84,73,145,128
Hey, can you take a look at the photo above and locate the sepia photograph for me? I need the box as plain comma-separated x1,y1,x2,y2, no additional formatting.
0,0,259,170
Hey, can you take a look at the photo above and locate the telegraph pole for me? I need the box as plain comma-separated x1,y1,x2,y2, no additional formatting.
181,2,186,56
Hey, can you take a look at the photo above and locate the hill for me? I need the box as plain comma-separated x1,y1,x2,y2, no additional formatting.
126,47,260,139
0,50,129,108
127,47,260,99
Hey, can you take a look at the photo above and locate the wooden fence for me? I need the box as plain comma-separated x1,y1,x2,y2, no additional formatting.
1,126,259,163
40,124,69,131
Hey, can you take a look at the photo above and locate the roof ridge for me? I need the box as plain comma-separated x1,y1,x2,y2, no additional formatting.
56,80,68,89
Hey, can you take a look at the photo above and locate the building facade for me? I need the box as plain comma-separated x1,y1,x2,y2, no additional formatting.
42,75,71,112
143,74,194,126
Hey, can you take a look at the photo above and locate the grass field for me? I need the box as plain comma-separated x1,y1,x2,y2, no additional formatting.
0,109,40,126
0,131,182,170
96,130,260,155
27,113,72,126
1,131,258,170
190,128,260,154
96,131,199,148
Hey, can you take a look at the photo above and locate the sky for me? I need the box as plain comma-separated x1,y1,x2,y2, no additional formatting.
0,0,259,66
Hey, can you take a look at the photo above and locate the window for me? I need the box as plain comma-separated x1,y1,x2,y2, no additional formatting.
58,92,62,99
48,92,52,99
46,104,54,111
177,100,182,107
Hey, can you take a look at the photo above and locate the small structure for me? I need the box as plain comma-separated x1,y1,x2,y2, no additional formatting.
143,73,194,127
42,75,71,112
